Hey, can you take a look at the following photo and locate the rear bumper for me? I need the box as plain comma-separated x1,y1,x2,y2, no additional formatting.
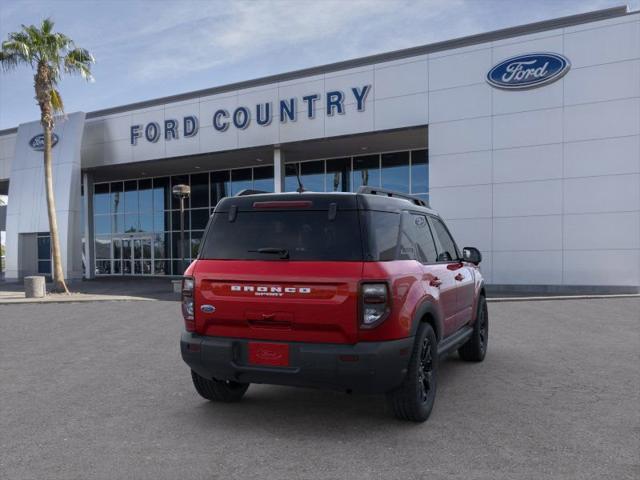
180,332,414,394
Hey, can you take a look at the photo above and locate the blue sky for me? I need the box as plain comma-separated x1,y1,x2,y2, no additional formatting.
0,0,634,130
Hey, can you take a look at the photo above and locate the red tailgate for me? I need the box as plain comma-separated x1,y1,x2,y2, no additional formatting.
193,260,363,344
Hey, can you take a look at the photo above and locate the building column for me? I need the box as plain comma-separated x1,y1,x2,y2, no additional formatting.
273,147,286,193
82,172,95,279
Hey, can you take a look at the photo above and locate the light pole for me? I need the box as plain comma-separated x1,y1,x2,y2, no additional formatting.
172,184,191,274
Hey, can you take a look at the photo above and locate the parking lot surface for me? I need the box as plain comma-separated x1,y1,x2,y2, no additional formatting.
1,297,638,480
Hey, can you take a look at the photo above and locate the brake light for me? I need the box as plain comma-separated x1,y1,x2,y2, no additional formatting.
182,276,195,332
253,200,312,209
360,283,390,328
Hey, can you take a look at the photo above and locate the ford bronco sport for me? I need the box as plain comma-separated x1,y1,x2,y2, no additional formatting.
180,187,487,422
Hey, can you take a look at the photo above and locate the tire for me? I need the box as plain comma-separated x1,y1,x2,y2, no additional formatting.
458,295,488,362
190,370,249,402
386,323,438,422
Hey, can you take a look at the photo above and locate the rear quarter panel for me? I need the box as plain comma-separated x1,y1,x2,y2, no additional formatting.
359,261,427,342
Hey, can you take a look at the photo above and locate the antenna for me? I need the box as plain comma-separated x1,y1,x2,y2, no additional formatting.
295,163,305,193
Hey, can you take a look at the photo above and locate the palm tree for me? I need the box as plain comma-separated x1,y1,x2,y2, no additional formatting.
0,18,94,293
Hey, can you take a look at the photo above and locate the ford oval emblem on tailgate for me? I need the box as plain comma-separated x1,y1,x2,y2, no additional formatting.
200,305,216,313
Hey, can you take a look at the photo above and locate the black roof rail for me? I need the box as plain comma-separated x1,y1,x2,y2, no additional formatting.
357,186,429,207
234,189,269,197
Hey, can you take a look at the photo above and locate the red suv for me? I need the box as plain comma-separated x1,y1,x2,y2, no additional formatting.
180,187,487,422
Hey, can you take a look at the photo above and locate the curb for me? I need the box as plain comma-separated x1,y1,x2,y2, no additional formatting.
0,295,160,305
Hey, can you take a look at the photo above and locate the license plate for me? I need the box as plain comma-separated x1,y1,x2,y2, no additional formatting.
248,342,289,367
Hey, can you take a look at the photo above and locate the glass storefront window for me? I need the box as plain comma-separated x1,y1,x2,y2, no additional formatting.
153,177,170,211
37,234,50,259
94,183,110,214
154,260,169,275
96,260,111,275
411,149,428,194
95,236,111,259
172,210,190,231
171,232,188,259
153,211,169,232
211,171,230,206
37,232,51,275
153,233,168,259
95,215,111,235
124,180,138,213
231,168,252,195
381,151,410,193
139,212,153,232
253,166,274,192
353,154,380,191
171,175,190,209
112,214,124,234
190,173,209,208
300,160,324,192
138,179,153,212
326,158,350,192
191,208,210,230
284,163,300,192
124,213,139,233
92,149,427,276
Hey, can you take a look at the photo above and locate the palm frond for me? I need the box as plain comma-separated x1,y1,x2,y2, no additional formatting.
50,88,64,113
41,17,54,35
0,51,20,70
64,47,94,81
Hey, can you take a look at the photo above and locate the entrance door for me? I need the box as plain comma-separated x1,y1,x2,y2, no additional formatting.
115,236,153,275
132,237,153,275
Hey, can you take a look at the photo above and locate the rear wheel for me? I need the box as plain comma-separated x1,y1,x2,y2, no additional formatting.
191,370,249,402
458,295,488,362
386,323,438,422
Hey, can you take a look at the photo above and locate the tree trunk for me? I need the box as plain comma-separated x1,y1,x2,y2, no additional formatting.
43,122,69,294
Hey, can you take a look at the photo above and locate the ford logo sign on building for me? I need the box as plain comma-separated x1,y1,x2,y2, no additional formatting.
487,53,570,90
29,133,59,151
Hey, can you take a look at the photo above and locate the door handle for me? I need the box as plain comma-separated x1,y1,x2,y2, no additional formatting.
454,273,464,281
429,277,442,287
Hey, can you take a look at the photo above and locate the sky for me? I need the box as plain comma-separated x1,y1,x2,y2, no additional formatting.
0,0,636,130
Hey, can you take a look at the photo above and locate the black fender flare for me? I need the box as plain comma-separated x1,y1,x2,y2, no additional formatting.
410,300,444,341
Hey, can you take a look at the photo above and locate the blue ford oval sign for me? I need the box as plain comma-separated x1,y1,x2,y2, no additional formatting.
29,133,59,151
487,53,570,90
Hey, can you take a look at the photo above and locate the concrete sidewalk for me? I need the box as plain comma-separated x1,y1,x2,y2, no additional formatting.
0,277,179,304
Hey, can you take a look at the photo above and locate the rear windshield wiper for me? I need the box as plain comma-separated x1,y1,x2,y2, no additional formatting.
248,247,290,259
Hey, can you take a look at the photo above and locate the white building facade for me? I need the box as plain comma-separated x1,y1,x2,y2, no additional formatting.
0,6,638,293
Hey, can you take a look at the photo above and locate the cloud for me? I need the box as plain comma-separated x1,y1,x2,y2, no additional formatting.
90,0,471,81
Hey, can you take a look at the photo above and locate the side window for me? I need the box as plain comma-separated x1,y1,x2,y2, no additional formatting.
398,213,417,261
428,217,459,262
364,211,401,261
403,213,438,263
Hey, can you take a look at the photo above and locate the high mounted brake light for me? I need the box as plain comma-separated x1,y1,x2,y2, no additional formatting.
181,276,195,332
252,200,313,209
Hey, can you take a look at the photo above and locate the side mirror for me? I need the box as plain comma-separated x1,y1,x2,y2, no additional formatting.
463,247,482,265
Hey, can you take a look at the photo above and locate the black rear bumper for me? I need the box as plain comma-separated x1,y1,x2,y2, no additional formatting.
180,332,414,394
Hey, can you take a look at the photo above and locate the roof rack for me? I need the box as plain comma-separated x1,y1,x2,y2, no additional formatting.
234,189,269,197
357,186,429,207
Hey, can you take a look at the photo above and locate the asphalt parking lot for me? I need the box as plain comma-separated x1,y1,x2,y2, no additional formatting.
1,297,638,480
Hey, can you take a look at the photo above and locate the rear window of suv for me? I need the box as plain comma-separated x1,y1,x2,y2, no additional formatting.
200,210,363,261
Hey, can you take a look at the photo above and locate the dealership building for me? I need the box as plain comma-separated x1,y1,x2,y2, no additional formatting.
0,5,638,293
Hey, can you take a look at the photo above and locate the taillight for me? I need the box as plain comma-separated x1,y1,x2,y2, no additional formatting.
182,276,195,332
360,283,390,329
